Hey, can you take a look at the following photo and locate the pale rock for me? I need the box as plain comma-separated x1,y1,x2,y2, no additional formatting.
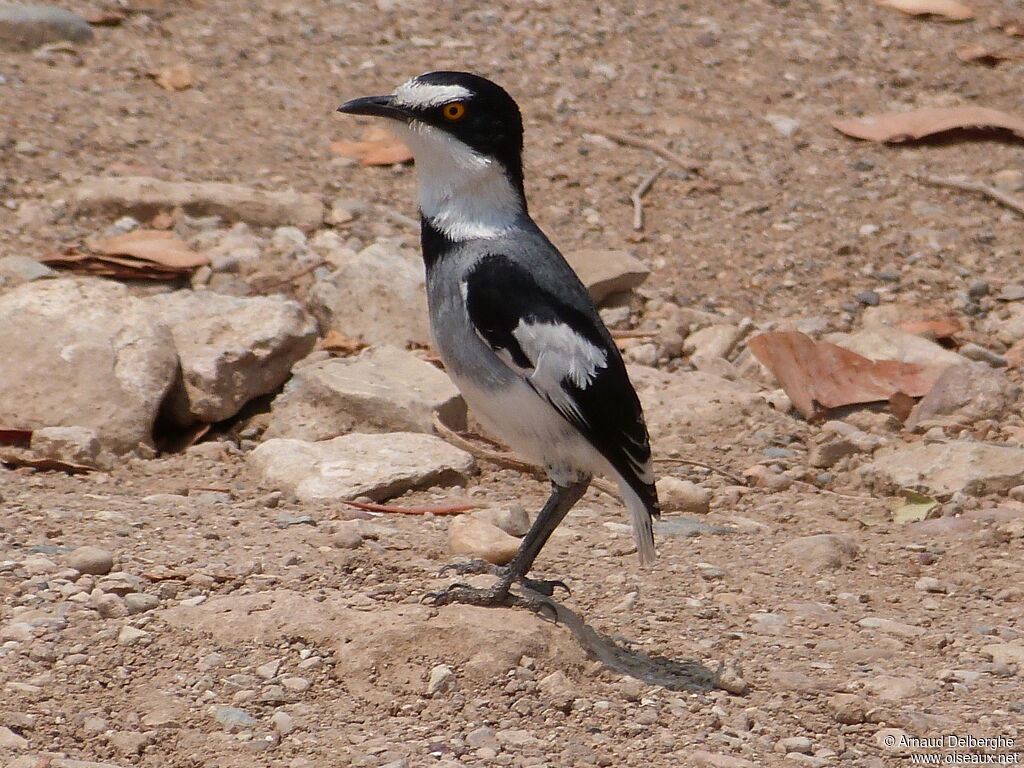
249,432,474,501
470,506,531,537
271,710,295,735
684,323,746,360
981,643,1024,671
656,476,711,514
0,254,54,285
448,516,520,565
907,363,1020,431
117,625,149,646
857,616,925,637
0,724,27,749
426,663,456,695
71,176,325,230
0,278,177,453
124,592,160,614
826,326,964,368
266,345,465,441
827,693,867,724
775,736,812,754
562,249,649,304
0,4,92,51
30,426,106,469
307,241,430,346
782,534,859,572
68,546,114,575
861,441,1024,496
146,290,316,425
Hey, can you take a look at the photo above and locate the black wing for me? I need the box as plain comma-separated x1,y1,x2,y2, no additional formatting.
464,253,659,515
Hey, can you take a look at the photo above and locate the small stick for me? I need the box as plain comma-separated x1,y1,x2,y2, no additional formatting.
432,414,621,500
631,166,666,231
610,329,659,339
655,457,745,486
342,499,478,515
919,174,1024,217
249,259,327,295
577,122,700,172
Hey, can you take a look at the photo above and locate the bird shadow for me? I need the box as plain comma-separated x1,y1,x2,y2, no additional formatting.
512,588,721,692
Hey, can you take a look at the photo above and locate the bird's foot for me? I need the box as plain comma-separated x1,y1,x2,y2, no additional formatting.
436,560,570,597
421,579,513,608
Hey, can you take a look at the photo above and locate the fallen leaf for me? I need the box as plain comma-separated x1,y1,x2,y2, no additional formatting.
0,428,32,447
875,0,973,21
331,127,413,166
0,447,93,474
318,329,366,356
898,315,962,339
748,331,947,420
149,62,196,91
955,44,1020,65
832,106,1024,143
91,230,208,270
891,490,939,523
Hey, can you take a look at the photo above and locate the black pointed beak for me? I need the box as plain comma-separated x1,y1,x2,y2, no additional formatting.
336,94,412,122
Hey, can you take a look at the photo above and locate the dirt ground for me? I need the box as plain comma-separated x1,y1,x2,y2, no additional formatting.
3,0,1024,766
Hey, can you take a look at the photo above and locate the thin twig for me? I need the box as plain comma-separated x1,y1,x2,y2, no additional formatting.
577,122,701,172
655,457,745,486
249,259,327,295
432,414,620,500
342,499,478,516
919,174,1024,217
631,166,666,231
610,329,659,339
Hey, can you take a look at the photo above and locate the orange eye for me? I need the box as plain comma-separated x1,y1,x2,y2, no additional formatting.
443,102,467,121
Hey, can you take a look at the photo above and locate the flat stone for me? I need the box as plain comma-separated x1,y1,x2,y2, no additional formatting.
861,441,1024,497
68,546,113,575
908,363,1020,430
30,426,106,469
0,278,177,454
0,4,92,51
71,176,324,230
562,249,649,304
265,345,465,441
655,476,711,514
307,241,430,346
782,534,859,572
448,516,521,565
0,254,54,285
981,643,1024,671
145,290,316,425
249,432,475,502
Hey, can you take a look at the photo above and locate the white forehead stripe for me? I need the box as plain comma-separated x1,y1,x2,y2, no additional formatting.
393,80,472,109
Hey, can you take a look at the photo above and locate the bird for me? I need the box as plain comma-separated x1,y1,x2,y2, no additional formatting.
337,71,660,607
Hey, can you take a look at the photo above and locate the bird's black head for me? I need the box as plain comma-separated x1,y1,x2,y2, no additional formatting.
338,71,525,191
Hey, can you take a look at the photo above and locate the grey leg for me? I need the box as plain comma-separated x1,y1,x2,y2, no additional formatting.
424,478,591,607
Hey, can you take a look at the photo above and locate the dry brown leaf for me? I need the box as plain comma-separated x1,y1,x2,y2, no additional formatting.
832,106,1024,143
331,127,413,166
91,230,208,270
150,62,196,91
318,329,366,356
748,331,948,420
898,315,962,339
876,0,973,21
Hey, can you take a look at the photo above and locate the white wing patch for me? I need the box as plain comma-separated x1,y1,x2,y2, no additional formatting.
393,79,472,109
512,321,608,411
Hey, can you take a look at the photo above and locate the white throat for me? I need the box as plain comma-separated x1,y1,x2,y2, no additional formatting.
389,120,524,242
